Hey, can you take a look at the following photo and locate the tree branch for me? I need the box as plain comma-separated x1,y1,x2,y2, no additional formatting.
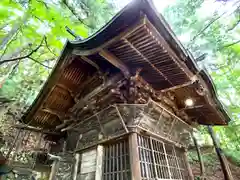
209,64,228,71
196,53,208,62
227,19,240,31
188,2,240,47
190,12,227,44
219,39,240,50
36,0,49,9
32,14,45,23
27,57,53,69
0,38,43,65
8,61,20,78
44,36,57,57
61,0,93,29
0,36,52,69
227,6,240,31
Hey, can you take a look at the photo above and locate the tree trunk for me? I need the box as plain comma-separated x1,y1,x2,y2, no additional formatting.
192,132,206,179
207,126,234,180
0,13,28,51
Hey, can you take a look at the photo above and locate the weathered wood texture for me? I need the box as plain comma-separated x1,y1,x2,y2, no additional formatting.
118,100,192,147
56,161,74,179
79,149,97,180
73,153,80,180
12,161,50,173
95,145,104,180
99,49,129,76
208,126,233,180
137,101,191,147
49,159,60,180
71,98,191,152
74,106,127,150
129,133,141,180
13,124,60,135
66,130,80,151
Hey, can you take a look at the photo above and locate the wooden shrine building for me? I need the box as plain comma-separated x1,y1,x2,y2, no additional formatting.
20,0,231,179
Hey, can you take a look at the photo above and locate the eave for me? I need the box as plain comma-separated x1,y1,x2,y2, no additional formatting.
22,0,231,130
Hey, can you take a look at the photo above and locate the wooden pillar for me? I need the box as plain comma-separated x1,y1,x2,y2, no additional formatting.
95,145,104,180
73,153,80,180
207,126,233,180
183,149,194,180
49,159,60,180
129,133,141,180
191,132,205,178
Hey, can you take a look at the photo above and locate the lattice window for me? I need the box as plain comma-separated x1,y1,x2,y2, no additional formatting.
138,135,189,180
102,139,131,180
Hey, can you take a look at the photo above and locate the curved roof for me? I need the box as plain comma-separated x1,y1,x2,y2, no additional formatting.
22,0,231,130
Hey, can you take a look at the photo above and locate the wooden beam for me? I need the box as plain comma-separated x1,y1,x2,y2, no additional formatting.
160,81,194,92
124,38,173,86
81,56,100,71
129,133,141,180
41,108,66,120
12,161,50,173
115,105,129,133
49,159,60,180
95,145,104,180
60,74,124,131
99,49,130,77
180,105,204,111
55,120,72,130
145,19,193,79
136,126,183,148
71,73,123,113
73,153,80,180
13,124,60,135
207,126,233,180
75,132,130,153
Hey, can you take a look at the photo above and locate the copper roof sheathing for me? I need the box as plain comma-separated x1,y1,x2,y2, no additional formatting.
22,0,231,130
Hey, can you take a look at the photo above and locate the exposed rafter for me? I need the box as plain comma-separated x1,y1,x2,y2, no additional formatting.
123,38,173,86
99,49,130,77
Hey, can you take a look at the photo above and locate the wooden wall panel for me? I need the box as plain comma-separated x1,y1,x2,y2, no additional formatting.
78,149,97,180
80,149,97,173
